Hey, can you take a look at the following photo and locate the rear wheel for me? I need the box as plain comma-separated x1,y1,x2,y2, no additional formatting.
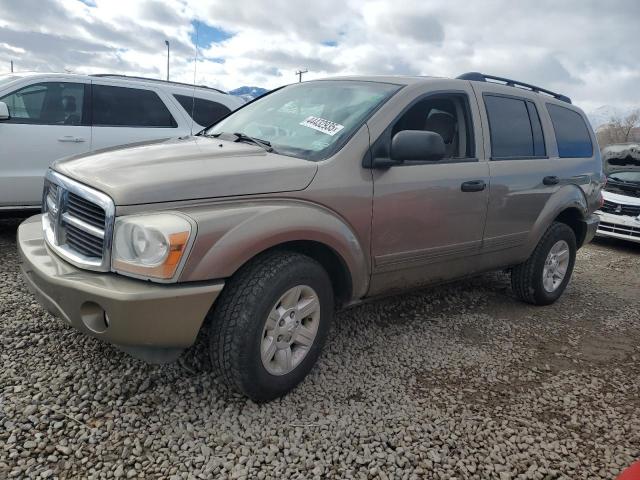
208,250,334,402
511,222,576,305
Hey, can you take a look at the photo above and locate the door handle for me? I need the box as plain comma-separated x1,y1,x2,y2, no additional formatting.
543,176,560,185
58,136,86,143
461,180,486,192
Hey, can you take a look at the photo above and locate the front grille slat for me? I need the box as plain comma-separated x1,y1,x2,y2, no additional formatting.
600,200,640,217
67,204,106,227
64,224,104,258
47,183,58,204
598,221,640,238
66,232,102,253
68,196,105,215
66,236,103,258
65,222,104,245
66,192,106,229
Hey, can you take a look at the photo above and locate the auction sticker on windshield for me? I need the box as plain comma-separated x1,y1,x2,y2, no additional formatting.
299,116,345,136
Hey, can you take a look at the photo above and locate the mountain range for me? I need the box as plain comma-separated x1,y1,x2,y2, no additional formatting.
229,86,268,102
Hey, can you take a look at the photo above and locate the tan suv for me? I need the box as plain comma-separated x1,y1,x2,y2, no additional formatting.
18,73,603,401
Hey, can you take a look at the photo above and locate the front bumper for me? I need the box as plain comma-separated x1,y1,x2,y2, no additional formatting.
18,215,224,362
582,213,600,246
595,211,640,244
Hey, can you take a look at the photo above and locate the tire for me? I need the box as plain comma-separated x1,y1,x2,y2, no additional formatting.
208,250,334,402
511,222,577,306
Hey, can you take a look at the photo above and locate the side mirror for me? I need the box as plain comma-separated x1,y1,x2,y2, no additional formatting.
0,101,9,120
391,130,445,162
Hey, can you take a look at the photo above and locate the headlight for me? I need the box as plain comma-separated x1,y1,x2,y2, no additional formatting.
112,213,194,280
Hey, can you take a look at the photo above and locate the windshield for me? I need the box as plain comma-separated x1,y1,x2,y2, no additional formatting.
608,170,640,183
205,80,401,160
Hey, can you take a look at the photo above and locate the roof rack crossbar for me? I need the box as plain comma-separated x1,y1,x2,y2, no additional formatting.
90,74,228,95
456,72,571,104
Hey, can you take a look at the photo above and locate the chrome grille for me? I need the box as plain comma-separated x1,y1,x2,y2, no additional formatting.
600,199,640,217
43,170,115,272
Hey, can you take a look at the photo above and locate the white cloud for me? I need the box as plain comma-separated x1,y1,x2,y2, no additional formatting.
0,0,638,111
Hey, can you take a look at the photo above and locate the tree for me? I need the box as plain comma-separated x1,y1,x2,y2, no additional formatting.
597,109,640,149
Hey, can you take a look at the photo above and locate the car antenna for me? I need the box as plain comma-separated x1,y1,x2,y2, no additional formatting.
190,21,199,136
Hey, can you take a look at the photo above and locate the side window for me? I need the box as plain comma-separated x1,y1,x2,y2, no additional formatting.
173,94,231,127
0,82,86,125
484,95,546,159
546,104,593,158
92,85,177,128
389,94,475,160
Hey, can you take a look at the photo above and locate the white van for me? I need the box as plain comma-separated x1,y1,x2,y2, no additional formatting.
0,73,244,212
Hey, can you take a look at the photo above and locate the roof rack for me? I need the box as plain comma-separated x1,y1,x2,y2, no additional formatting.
456,72,571,104
90,74,228,95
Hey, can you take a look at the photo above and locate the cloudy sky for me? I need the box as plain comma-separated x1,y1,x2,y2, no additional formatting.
0,0,638,112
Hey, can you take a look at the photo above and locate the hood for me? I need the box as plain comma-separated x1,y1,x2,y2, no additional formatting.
601,143,640,198
53,136,317,205
602,143,640,174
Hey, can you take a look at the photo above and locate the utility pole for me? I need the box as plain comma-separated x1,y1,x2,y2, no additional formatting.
295,69,308,82
10,60,13,72
165,40,170,81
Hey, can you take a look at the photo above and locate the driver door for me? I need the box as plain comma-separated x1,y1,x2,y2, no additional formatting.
368,89,490,295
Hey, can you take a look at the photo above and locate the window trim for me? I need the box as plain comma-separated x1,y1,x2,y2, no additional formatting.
0,81,90,127
545,102,594,159
482,92,549,161
90,83,178,128
525,100,546,157
365,89,479,168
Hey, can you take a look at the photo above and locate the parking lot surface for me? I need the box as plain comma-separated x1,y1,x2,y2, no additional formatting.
1,217,639,479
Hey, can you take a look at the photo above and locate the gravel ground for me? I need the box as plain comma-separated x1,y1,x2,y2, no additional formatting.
1,216,639,480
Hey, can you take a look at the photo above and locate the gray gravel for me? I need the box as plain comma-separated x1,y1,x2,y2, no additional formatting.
1,216,639,479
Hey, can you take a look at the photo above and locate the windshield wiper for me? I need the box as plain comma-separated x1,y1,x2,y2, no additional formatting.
208,131,274,153
233,132,274,153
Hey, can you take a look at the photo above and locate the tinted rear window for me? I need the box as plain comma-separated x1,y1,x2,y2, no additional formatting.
92,85,176,127
174,94,231,127
484,95,545,159
546,104,593,158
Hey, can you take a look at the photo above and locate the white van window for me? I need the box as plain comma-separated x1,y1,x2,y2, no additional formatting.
174,94,231,127
0,82,86,125
92,85,177,128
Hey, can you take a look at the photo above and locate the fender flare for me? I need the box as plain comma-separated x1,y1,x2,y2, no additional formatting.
179,201,370,300
523,184,589,256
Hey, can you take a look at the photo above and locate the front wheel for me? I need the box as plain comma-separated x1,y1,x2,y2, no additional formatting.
511,222,577,306
208,250,334,402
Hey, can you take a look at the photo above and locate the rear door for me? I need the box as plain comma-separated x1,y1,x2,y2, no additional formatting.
89,81,186,151
0,79,91,208
470,83,558,264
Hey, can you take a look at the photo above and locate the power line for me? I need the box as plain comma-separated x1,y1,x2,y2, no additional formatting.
295,69,308,82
